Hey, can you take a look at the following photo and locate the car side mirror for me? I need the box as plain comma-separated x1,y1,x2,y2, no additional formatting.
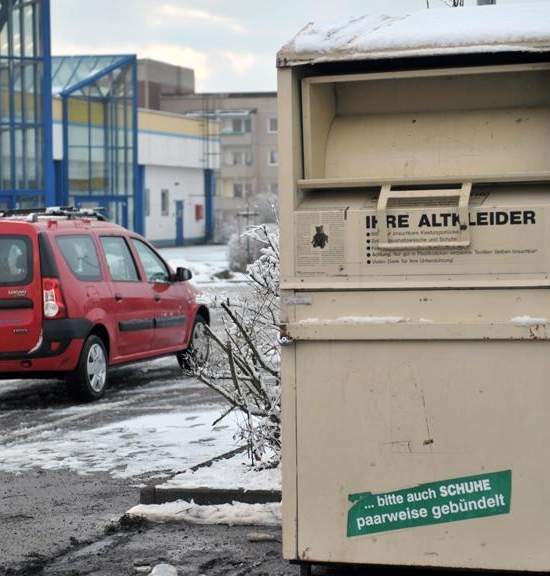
175,267,192,282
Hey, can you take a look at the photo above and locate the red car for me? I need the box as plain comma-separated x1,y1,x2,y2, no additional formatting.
0,207,210,401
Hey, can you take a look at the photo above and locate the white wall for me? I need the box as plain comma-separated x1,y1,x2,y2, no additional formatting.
139,132,206,169
144,164,206,244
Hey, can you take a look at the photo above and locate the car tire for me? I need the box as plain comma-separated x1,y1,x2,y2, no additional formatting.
177,315,210,374
67,335,109,401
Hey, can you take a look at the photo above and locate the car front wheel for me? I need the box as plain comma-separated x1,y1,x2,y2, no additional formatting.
67,335,108,401
177,316,210,374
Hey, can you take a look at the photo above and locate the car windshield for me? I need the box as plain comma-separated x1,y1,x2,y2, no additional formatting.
0,237,31,285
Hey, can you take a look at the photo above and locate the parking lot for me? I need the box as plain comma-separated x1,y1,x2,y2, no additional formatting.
0,247,294,576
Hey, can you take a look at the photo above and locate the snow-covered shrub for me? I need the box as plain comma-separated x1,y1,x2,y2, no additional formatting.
227,194,279,272
228,222,278,272
252,192,278,225
193,225,280,466
214,217,237,244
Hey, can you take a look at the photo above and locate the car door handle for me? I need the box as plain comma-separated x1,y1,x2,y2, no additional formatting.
154,294,161,302
115,293,123,302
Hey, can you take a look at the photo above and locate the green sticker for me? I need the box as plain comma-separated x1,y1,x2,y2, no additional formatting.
347,470,511,537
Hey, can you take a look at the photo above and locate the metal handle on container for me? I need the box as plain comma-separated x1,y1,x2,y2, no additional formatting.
376,182,472,250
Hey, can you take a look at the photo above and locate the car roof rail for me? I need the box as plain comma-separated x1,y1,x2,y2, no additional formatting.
0,206,108,222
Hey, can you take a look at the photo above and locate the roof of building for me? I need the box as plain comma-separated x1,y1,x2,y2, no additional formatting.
277,2,550,67
51,55,134,96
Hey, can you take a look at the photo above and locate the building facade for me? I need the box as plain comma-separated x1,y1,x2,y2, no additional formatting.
154,88,278,239
1,0,54,210
51,55,138,231
138,58,195,111
138,108,218,246
1,1,217,246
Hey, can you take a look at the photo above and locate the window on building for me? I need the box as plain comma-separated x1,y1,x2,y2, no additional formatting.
268,118,278,133
1,0,50,206
270,183,279,195
57,235,101,281
144,188,150,217
222,117,252,134
53,55,137,230
232,119,244,133
268,150,278,166
161,189,170,216
233,182,253,198
195,205,204,221
100,237,139,282
225,150,253,166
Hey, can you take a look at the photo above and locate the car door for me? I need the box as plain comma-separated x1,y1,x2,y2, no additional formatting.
98,235,154,358
0,225,42,355
130,238,188,351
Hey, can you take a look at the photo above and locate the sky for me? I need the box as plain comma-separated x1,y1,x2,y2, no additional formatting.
51,0,547,93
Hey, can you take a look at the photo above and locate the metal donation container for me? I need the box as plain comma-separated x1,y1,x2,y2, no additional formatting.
277,4,550,573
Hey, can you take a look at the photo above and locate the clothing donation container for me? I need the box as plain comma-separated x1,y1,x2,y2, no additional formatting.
277,4,550,574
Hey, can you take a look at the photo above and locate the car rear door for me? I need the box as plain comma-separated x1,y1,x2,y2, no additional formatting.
0,223,42,355
98,235,155,358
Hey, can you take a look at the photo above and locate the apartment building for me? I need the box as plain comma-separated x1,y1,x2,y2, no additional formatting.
161,92,278,238
137,60,278,239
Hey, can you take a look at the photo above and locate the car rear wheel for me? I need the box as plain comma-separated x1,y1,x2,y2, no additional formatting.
67,335,108,401
177,316,210,374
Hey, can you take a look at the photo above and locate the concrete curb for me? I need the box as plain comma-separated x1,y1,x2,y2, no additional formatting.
139,446,281,506
140,486,281,505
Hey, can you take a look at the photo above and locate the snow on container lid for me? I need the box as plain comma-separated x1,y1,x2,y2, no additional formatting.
277,3,550,67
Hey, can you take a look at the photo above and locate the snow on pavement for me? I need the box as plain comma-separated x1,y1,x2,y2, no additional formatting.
162,451,281,492
160,244,245,286
128,501,281,527
0,405,242,479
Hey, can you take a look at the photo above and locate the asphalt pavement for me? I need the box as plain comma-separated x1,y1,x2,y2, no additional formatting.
0,357,235,575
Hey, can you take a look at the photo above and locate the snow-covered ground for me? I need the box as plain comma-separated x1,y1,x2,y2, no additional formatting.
128,500,281,527
0,246,255,482
160,244,245,286
0,397,242,479
162,451,281,492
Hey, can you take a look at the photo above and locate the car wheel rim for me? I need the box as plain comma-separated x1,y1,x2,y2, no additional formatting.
192,323,209,365
87,343,107,393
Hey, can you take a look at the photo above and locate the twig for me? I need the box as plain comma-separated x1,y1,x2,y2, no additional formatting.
221,301,279,379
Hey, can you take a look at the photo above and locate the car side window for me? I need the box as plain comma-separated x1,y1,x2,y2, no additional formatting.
0,236,31,286
56,235,102,281
100,237,139,282
131,239,170,283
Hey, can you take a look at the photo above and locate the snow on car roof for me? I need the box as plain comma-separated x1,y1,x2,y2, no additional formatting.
277,2,550,67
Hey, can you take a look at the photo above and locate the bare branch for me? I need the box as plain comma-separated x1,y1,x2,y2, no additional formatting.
221,301,279,379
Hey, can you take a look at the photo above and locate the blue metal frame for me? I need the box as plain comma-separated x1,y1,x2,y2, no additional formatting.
175,200,184,246
41,0,54,206
204,168,215,242
132,57,142,234
136,164,145,236
73,194,129,228
57,54,135,98
0,0,52,209
57,54,139,231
